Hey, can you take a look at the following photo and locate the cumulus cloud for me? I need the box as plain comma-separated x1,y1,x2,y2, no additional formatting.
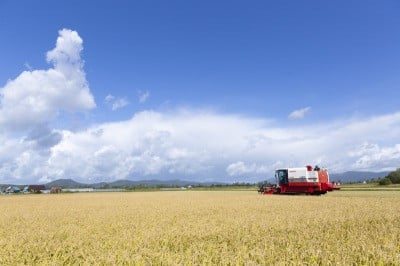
24,125,63,150
289,107,311,120
349,142,400,170
0,29,95,131
138,90,150,103
0,134,51,183
105,94,129,110
26,110,399,183
1,108,400,183
45,110,244,181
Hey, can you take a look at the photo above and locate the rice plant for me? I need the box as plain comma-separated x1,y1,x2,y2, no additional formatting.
0,190,399,264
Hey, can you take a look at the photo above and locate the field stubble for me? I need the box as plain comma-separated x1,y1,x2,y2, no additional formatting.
0,190,399,265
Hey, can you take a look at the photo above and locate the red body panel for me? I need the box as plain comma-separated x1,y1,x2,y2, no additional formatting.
259,166,339,195
273,166,334,195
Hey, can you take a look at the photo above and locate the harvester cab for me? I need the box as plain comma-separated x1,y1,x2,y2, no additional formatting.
276,169,289,185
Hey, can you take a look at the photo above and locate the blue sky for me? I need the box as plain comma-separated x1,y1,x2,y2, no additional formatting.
0,1,399,184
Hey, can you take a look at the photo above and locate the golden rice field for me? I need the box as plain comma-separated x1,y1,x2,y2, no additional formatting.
1,190,399,265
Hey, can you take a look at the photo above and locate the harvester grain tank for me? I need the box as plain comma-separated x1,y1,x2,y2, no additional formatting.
260,165,339,195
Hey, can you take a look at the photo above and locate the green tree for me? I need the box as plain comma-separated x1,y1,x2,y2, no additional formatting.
387,168,400,184
379,178,392,186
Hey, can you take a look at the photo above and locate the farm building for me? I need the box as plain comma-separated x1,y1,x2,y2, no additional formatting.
23,185,46,193
50,186,62,193
5,186,21,194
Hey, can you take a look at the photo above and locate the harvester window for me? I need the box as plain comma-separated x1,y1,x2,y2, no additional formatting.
276,170,288,185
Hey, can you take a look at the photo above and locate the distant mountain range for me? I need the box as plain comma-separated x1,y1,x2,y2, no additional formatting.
329,171,389,183
0,171,391,188
43,178,225,189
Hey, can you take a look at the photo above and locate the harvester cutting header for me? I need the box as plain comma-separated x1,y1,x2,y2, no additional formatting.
259,165,340,195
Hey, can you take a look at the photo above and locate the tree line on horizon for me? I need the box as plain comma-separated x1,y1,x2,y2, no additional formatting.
377,168,400,185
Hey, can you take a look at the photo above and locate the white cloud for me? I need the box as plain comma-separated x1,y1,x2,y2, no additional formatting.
105,95,115,103
349,142,400,170
0,109,400,183
24,62,33,71
0,133,55,183
289,106,311,120
105,94,129,110
138,90,150,103
37,110,400,183
112,98,129,110
226,161,271,176
0,29,95,131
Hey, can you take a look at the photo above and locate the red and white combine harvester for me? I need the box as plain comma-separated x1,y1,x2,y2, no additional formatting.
259,165,340,195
